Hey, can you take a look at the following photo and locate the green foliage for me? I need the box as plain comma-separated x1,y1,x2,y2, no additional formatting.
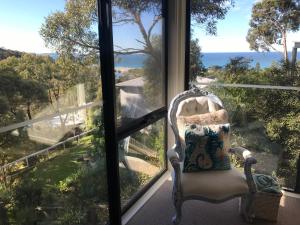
11,180,48,224
119,167,150,205
57,159,108,200
209,59,300,187
88,109,105,158
224,57,252,76
189,39,206,82
57,204,87,225
40,0,99,56
0,67,48,146
153,123,165,167
191,0,234,35
0,68,47,114
0,47,22,60
143,35,164,106
247,0,300,62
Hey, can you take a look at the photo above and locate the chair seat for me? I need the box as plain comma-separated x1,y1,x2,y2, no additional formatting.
179,165,249,201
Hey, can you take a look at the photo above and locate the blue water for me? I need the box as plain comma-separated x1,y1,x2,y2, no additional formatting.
115,52,300,69
115,54,147,68
202,52,300,68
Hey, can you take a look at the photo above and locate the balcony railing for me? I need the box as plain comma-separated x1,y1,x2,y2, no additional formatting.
191,81,300,191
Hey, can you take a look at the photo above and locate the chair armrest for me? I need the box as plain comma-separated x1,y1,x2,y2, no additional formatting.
230,147,257,193
167,146,180,166
167,146,182,193
167,146,181,176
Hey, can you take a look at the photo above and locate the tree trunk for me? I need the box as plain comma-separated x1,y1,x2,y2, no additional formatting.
282,31,288,64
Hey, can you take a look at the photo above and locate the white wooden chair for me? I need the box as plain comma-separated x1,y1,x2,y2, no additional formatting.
167,88,257,224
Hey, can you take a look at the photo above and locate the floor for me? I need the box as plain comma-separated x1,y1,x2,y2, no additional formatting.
126,179,300,225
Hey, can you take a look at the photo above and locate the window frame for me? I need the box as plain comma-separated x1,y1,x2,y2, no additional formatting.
98,0,169,224
184,0,300,194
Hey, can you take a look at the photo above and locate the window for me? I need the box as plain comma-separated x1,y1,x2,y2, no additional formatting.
186,0,300,191
0,1,108,224
111,0,168,211
0,1,169,224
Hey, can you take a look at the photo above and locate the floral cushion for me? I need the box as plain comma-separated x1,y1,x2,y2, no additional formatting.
183,124,231,173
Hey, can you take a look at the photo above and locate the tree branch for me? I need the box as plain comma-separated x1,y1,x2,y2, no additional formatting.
131,10,153,52
147,14,162,38
114,50,147,55
114,45,148,55
66,37,99,51
135,39,147,47
113,18,135,26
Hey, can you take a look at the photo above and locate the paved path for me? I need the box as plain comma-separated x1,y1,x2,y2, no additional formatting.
119,156,160,176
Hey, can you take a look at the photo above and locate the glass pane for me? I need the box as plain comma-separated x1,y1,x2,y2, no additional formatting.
0,1,108,224
118,119,166,207
112,0,165,127
188,1,300,190
203,86,299,189
189,0,300,86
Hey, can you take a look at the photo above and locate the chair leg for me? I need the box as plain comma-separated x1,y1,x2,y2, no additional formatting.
240,193,255,223
172,189,182,225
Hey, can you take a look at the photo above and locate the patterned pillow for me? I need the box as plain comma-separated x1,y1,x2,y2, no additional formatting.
183,124,231,173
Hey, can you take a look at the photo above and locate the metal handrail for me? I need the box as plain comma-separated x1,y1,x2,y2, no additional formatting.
129,138,157,158
0,101,101,134
0,129,95,171
194,82,300,91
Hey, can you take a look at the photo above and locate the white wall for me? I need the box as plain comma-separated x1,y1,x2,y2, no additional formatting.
167,0,187,150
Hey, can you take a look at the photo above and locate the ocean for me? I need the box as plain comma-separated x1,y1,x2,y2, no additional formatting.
115,52,300,69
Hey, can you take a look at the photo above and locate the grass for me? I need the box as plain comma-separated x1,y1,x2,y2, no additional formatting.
22,135,93,187
0,138,48,165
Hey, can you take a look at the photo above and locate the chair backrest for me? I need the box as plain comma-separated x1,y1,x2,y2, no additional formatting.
168,88,226,161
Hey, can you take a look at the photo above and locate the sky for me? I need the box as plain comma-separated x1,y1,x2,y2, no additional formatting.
0,0,299,53
193,0,300,52
0,0,65,53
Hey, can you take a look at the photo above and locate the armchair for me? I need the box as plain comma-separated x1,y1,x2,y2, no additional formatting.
168,88,257,224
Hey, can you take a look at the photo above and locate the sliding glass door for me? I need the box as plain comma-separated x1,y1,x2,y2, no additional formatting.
98,0,168,223
0,1,168,224
111,0,168,211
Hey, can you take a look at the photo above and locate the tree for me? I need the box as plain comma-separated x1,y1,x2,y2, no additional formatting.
0,68,48,147
224,56,252,76
246,0,300,63
40,0,99,56
191,0,234,35
40,0,234,103
41,0,234,56
0,69,47,120
189,39,206,81
0,53,98,133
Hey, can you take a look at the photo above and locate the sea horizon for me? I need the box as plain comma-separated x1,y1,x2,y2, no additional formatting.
9,50,297,70
115,51,300,69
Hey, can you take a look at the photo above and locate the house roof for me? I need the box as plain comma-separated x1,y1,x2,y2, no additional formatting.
116,77,144,88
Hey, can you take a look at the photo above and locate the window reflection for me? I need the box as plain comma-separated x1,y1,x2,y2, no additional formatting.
112,0,165,126
118,119,165,207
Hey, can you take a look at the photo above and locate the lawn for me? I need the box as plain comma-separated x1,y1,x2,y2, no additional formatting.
22,135,93,187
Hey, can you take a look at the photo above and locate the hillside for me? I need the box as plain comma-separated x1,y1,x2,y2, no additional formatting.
0,47,22,60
